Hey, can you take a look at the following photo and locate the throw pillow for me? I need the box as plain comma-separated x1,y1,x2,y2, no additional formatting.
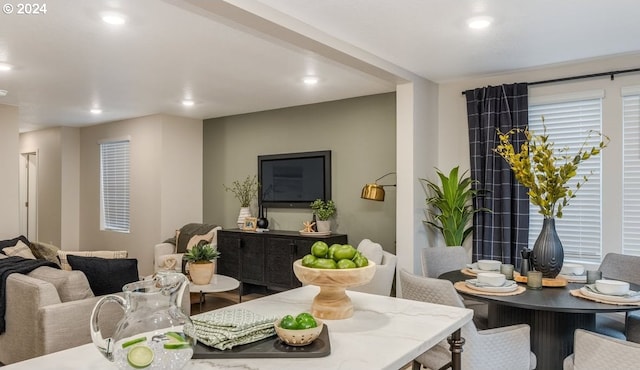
29,241,61,266
357,239,384,265
2,240,37,259
0,254,7,259
28,266,94,302
0,235,30,251
156,253,184,272
67,255,139,296
186,228,216,251
57,250,128,271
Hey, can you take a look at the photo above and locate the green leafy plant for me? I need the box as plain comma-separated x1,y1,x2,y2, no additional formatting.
309,199,336,221
224,175,259,207
420,166,484,246
494,120,609,218
183,243,221,264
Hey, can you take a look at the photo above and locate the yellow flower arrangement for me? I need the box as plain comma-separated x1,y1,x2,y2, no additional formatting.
494,120,609,218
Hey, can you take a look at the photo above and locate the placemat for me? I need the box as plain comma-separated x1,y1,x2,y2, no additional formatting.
570,289,640,306
454,281,526,296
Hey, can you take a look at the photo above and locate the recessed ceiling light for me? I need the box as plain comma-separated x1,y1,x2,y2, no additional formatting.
0,63,13,71
467,16,493,29
0,90,7,97
90,108,102,114
182,99,195,107
303,76,319,85
102,14,126,25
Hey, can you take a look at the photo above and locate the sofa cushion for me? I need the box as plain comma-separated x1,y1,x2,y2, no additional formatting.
29,241,61,266
57,250,128,271
0,235,30,253
27,266,94,302
357,239,384,265
2,240,37,259
67,255,139,296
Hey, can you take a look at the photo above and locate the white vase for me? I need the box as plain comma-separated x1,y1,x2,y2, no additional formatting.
237,207,252,229
316,220,331,233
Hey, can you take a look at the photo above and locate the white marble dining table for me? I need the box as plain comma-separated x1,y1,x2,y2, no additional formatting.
3,285,472,370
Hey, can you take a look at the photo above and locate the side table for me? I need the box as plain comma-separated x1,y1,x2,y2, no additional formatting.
189,274,240,312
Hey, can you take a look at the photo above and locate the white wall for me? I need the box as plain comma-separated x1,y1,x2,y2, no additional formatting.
80,114,202,276
0,104,20,239
438,53,640,266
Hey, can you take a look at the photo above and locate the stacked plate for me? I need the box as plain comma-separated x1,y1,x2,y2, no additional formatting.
579,284,640,303
558,263,587,283
465,279,518,293
466,262,500,275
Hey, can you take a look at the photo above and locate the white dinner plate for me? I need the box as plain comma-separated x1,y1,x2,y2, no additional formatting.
465,279,518,293
579,286,640,303
558,273,587,283
466,263,500,275
299,230,331,236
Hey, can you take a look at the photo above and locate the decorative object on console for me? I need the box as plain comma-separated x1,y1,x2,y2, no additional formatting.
420,166,487,247
224,175,259,228
302,221,316,233
361,172,396,201
183,242,221,285
242,217,258,231
494,120,609,278
310,199,336,233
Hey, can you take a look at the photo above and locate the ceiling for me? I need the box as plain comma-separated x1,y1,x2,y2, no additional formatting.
1,0,639,132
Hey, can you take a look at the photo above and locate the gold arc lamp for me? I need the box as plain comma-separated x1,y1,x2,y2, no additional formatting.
361,172,396,201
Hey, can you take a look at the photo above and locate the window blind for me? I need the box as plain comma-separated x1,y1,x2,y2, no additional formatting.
100,140,130,232
528,98,603,263
623,94,640,256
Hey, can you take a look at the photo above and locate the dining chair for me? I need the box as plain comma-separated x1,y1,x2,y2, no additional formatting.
398,269,536,370
563,329,640,369
595,252,640,343
421,247,489,329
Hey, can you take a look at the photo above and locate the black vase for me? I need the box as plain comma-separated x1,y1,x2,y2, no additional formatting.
531,218,564,278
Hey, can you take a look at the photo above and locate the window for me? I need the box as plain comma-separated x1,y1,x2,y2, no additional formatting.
623,89,640,256
528,95,604,263
100,140,130,232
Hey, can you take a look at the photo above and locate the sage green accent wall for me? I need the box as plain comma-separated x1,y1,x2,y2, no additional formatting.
203,93,397,253
0,105,20,239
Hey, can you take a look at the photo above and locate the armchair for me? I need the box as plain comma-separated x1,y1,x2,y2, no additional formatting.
563,329,640,369
347,239,397,296
154,224,221,273
399,269,536,370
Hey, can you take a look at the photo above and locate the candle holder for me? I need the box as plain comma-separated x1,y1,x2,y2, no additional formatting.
527,271,543,289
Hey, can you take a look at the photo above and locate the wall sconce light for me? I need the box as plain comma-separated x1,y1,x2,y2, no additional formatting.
361,172,396,201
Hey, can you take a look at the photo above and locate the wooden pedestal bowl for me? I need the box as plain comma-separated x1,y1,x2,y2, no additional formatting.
293,259,376,320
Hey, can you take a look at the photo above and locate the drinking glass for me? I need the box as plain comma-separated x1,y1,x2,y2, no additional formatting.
586,270,602,284
500,263,514,280
527,271,543,289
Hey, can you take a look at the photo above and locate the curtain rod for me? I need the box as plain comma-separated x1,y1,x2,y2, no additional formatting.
461,67,640,95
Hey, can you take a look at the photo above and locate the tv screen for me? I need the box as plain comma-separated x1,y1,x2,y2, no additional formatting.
258,150,331,209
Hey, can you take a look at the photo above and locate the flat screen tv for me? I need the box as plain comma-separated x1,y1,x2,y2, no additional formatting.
258,150,331,209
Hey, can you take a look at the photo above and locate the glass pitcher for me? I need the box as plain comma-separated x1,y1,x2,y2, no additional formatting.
90,272,196,370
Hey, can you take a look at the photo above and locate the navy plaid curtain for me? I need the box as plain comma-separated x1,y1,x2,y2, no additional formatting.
465,83,530,267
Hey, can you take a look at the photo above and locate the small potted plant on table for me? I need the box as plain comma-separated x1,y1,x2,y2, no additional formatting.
184,242,221,285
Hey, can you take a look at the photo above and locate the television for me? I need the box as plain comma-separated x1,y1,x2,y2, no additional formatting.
258,150,331,209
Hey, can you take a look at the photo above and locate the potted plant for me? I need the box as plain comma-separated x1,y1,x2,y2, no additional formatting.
224,175,259,228
494,122,609,277
183,242,221,285
419,166,483,247
310,199,336,233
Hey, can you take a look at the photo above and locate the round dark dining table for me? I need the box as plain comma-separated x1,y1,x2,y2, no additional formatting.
439,269,640,370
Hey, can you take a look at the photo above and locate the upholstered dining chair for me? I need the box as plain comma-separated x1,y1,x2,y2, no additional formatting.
563,329,640,369
421,246,488,329
595,253,640,343
399,269,536,370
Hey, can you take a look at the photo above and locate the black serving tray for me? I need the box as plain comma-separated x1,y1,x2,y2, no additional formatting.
192,324,331,359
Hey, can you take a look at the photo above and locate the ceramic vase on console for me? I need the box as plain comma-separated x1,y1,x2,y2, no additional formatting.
237,207,251,229
531,218,564,278
316,220,331,233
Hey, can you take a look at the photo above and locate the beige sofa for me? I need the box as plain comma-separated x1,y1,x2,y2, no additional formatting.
0,266,191,365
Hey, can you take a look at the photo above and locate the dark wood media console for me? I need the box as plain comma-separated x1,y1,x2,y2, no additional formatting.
216,229,348,298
